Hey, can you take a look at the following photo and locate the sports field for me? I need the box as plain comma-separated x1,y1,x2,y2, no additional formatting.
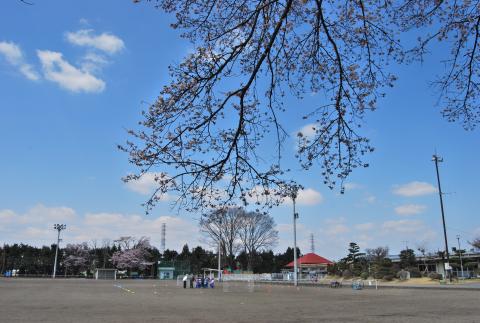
1,278,479,322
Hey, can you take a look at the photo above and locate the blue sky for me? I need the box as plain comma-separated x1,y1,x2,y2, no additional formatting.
0,1,478,260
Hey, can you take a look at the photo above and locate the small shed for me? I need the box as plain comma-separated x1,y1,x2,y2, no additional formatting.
157,259,191,280
158,266,175,280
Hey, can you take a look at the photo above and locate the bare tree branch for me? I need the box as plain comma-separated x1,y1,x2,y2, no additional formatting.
124,0,479,213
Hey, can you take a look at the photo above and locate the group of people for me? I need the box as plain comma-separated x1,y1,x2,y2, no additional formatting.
182,274,215,289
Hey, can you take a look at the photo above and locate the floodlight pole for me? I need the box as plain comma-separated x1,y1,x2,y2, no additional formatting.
432,154,451,281
52,224,66,279
217,240,221,281
292,190,299,287
217,215,222,281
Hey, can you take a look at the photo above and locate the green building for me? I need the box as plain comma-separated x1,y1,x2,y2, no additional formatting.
157,260,190,280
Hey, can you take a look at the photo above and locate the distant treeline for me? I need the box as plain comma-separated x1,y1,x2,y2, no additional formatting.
0,241,301,277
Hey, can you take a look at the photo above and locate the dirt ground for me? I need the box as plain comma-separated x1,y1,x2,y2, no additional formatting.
1,278,479,323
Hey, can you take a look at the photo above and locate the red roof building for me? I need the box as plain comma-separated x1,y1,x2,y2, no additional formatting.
286,253,334,268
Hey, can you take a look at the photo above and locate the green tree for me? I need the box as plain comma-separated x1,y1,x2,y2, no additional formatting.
253,250,275,274
190,246,215,274
366,246,390,279
399,248,416,269
346,242,365,276
178,244,191,261
162,249,178,261
270,247,301,273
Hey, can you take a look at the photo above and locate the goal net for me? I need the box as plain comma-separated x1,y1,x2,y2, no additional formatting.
95,269,117,280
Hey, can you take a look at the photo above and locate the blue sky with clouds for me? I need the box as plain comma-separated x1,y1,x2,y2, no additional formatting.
0,1,479,260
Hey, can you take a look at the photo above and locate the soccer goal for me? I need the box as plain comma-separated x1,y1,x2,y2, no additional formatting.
95,268,117,280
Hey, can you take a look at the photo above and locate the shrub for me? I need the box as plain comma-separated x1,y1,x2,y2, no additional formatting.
342,270,352,279
397,269,409,281
383,274,394,281
408,267,422,278
360,272,369,280
428,272,443,280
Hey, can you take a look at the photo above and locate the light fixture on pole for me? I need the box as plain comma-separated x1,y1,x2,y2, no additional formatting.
52,224,66,279
432,154,451,281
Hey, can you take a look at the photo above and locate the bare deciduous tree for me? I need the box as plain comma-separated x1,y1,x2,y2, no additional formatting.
365,246,389,263
124,0,480,212
470,237,480,250
238,211,278,271
63,243,90,275
199,207,244,268
396,1,480,129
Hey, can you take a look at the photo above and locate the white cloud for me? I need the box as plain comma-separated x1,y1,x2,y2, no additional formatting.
294,123,317,150
0,205,201,251
393,181,437,197
81,52,109,73
319,217,350,236
282,188,324,206
327,224,350,235
66,29,125,54
245,186,323,207
297,123,317,138
79,18,89,26
296,188,324,205
125,172,160,195
37,50,105,93
355,222,374,231
124,172,176,203
84,212,124,226
382,219,423,233
0,41,39,80
364,195,376,204
18,204,77,224
344,182,362,191
0,209,16,223
276,223,306,234
394,204,426,216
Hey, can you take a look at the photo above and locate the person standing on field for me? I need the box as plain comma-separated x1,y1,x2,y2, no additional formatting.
190,274,195,288
182,274,188,289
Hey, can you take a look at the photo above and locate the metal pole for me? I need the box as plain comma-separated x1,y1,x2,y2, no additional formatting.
293,195,298,287
217,240,221,281
217,214,222,282
52,224,66,279
53,229,60,279
433,154,451,281
457,235,464,278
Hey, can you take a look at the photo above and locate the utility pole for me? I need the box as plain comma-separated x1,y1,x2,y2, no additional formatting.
432,154,451,281
456,235,464,278
291,188,299,287
52,224,66,279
